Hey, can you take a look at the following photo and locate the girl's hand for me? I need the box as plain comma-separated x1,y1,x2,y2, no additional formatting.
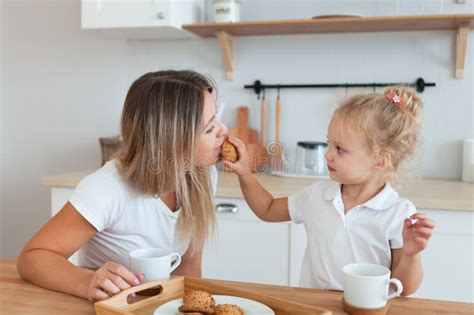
402,213,435,257
222,136,252,176
86,261,145,302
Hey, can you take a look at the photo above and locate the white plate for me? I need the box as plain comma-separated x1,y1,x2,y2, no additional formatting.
311,14,363,19
154,295,275,314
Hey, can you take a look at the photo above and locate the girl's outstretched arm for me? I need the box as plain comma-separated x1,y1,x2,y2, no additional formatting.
223,136,290,222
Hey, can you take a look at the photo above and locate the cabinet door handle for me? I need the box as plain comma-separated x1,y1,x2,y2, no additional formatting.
215,203,239,213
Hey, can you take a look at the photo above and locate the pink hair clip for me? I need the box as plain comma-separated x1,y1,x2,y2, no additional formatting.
386,91,404,108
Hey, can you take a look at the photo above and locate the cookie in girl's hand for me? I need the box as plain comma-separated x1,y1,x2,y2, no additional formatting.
221,140,239,162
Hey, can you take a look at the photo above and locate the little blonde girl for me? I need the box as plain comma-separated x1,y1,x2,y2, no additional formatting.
224,86,435,295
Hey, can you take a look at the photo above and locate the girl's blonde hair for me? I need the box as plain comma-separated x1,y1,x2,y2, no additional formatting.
116,70,216,254
333,86,423,184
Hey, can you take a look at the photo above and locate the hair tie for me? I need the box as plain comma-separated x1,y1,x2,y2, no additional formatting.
386,91,404,108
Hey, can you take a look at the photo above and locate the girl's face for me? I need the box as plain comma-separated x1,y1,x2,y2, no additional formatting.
195,91,228,166
325,118,377,185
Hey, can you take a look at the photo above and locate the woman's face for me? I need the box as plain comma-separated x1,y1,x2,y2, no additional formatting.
195,91,228,166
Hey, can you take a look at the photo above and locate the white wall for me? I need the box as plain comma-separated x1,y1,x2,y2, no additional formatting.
1,0,473,259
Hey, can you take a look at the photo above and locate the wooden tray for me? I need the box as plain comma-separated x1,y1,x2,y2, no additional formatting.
95,277,332,315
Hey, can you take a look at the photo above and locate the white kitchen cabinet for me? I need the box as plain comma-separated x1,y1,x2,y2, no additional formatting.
410,209,474,303
81,0,205,39
202,197,291,286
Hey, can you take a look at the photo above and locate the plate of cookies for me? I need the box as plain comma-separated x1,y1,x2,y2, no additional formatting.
154,290,274,314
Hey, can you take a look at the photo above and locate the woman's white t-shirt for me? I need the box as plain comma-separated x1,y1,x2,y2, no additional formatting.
69,160,218,268
288,180,416,290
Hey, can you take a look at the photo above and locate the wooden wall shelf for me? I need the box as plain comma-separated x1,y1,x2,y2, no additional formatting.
183,14,474,80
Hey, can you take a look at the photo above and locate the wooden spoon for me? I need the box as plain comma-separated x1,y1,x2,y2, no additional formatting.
256,96,268,170
272,95,283,171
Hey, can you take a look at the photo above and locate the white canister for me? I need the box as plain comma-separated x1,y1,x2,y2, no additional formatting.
462,138,474,182
213,0,240,23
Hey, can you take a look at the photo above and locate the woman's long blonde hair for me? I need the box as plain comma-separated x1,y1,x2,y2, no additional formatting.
116,70,216,254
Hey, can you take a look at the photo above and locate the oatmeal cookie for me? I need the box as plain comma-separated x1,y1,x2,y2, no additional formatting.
214,304,244,315
178,290,216,314
221,140,238,162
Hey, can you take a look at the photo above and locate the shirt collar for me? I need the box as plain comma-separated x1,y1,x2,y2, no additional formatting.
324,181,399,211
323,181,341,201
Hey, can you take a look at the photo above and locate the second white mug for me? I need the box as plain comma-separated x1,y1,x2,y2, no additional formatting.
129,248,181,282
343,263,403,309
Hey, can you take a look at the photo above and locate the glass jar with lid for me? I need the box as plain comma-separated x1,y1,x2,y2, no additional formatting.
212,0,240,23
296,141,328,175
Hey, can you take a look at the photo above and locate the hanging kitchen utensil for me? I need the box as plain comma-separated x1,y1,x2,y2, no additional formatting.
256,94,268,170
270,93,283,171
229,106,249,143
228,106,258,172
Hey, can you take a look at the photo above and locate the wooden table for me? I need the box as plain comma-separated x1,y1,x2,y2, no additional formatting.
1,260,471,314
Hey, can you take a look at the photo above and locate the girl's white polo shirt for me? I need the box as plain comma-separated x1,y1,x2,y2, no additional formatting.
288,181,416,290
69,160,218,269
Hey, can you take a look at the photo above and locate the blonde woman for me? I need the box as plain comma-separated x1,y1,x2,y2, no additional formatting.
17,70,228,302
225,87,435,295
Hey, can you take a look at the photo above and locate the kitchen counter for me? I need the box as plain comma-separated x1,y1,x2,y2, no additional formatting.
1,260,472,315
41,170,474,212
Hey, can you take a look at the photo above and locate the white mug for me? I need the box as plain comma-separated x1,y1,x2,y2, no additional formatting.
129,248,181,282
343,263,403,309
